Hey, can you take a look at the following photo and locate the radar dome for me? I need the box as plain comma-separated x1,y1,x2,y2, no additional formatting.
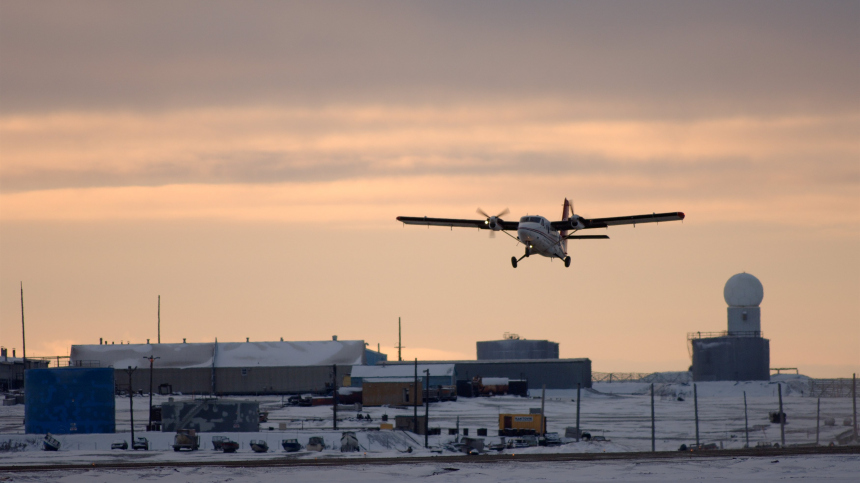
723,273,764,307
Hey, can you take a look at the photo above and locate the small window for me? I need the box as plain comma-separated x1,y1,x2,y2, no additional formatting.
241,368,248,376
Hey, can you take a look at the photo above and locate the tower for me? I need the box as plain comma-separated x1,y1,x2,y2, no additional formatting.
690,273,770,382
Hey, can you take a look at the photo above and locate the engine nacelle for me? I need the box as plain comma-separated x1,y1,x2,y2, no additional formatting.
566,216,584,230
487,216,503,231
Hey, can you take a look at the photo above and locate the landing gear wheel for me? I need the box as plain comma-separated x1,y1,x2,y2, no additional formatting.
564,256,571,268
511,256,518,268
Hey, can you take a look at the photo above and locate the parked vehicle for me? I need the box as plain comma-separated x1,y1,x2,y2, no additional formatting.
221,439,240,453
212,435,228,450
340,432,360,452
111,440,128,450
306,436,326,452
542,432,562,446
425,385,458,402
132,437,149,450
487,441,506,451
42,434,60,451
506,435,537,448
250,440,269,453
173,429,200,451
282,439,302,452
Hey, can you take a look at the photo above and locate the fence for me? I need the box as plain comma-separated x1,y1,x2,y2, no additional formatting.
808,379,856,398
592,372,692,384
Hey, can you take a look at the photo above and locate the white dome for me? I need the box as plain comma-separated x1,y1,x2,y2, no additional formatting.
724,273,764,307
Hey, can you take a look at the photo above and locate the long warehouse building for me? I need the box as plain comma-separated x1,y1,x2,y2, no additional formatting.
70,339,386,395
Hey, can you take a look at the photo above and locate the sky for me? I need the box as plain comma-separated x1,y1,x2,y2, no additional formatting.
1,1,858,377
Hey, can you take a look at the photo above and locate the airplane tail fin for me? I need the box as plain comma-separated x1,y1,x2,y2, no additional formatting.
560,198,571,254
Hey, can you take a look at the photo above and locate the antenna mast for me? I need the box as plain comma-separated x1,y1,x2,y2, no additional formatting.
397,317,402,361
157,295,161,344
20,282,26,364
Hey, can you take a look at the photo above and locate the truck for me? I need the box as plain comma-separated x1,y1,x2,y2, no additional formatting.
173,429,200,451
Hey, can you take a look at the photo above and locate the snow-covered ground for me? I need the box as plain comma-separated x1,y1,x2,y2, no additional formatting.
1,376,856,474
3,455,859,482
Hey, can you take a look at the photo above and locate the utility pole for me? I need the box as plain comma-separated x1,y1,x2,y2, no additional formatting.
143,355,160,431
397,317,403,362
743,391,750,448
20,283,26,366
413,358,418,433
650,383,655,452
575,383,581,442
424,369,430,448
694,383,700,448
126,366,137,442
157,295,161,344
332,364,338,431
778,383,785,447
540,385,546,437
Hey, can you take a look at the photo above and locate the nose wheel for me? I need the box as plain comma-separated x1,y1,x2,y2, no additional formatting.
511,246,532,268
564,256,571,268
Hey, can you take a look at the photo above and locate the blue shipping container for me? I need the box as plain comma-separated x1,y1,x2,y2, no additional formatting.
25,368,116,434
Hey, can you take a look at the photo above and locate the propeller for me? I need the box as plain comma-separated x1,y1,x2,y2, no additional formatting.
477,207,509,238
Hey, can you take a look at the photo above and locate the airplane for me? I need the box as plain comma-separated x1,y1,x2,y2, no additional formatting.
396,199,684,268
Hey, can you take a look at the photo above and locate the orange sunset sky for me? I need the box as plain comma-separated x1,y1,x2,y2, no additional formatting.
1,1,857,377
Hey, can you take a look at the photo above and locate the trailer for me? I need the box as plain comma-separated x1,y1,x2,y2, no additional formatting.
499,413,546,436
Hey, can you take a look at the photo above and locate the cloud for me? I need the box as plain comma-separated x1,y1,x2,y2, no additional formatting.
1,1,857,116
2,106,856,190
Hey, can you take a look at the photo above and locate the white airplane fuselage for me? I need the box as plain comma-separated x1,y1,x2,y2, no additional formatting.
516,216,566,260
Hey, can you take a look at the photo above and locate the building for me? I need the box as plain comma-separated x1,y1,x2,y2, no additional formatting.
477,334,559,360
69,339,386,395
25,367,116,434
350,364,456,388
690,273,770,382
377,359,591,390
362,378,424,406
1,348,49,391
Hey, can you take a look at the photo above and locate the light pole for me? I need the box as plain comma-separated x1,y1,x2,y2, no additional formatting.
125,366,137,442
143,355,160,431
424,369,430,448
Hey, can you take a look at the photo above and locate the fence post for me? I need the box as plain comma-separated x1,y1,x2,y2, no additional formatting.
778,383,785,447
853,373,857,441
650,383,655,452
694,383,699,448
743,391,749,448
816,397,820,446
575,383,581,442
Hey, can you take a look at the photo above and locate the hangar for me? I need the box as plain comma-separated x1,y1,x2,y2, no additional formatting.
69,339,386,395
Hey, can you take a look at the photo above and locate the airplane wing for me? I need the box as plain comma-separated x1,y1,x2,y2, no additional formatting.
396,216,519,230
551,212,684,230
566,234,610,239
